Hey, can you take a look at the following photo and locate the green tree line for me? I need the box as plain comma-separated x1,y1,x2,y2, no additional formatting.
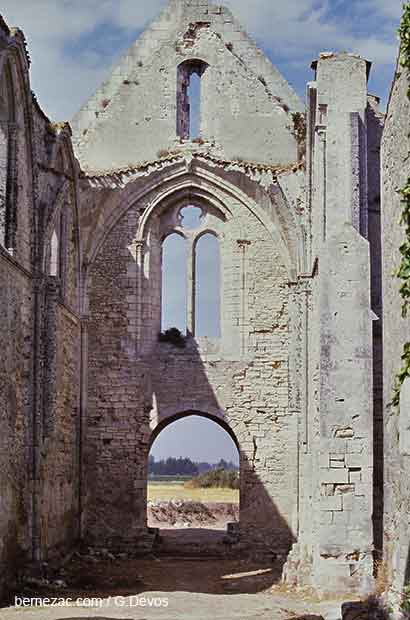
148,455,238,477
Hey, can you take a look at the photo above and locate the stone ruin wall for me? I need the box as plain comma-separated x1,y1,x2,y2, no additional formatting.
0,255,32,597
284,55,378,596
0,23,82,597
0,0,397,603
382,59,410,598
0,41,35,594
84,164,299,555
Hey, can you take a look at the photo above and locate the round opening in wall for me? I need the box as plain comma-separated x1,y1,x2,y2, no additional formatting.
179,205,203,230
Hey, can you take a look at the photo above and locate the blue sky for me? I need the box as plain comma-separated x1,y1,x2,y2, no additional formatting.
0,0,403,462
150,416,239,464
0,0,403,120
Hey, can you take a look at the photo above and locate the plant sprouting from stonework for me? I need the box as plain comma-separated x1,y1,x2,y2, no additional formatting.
291,112,307,160
393,2,410,407
158,327,187,348
396,180,410,318
400,3,410,95
258,74,267,87
291,113,306,144
401,584,410,618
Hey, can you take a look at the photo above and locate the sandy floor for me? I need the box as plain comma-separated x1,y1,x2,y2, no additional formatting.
0,501,345,620
0,555,344,620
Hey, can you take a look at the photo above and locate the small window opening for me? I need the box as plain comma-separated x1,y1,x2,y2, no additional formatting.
177,60,208,140
189,72,201,138
49,210,64,278
50,229,60,276
161,233,188,334
195,233,221,338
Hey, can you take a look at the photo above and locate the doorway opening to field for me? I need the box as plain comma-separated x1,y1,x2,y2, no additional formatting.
147,413,240,554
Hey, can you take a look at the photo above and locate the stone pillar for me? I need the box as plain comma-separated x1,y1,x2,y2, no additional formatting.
0,121,9,247
312,53,374,595
79,314,89,538
315,224,374,594
43,277,61,438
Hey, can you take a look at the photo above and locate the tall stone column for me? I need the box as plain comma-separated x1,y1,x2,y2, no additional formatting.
43,277,61,438
312,53,374,595
0,121,9,248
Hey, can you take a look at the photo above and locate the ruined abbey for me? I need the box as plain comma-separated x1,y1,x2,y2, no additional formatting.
1,0,410,604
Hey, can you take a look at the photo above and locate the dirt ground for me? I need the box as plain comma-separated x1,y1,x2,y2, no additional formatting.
147,500,239,529
0,502,344,620
0,553,344,620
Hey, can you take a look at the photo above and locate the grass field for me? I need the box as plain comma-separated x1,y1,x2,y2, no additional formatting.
148,481,239,503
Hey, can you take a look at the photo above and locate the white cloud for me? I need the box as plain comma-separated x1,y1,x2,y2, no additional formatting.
0,0,402,119
224,0,398,61
355,38,397,65
0,0,166,119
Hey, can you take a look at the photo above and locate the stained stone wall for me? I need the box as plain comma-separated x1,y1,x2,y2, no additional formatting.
85,205,148,545
0,27,34,598
0,21,82,598
381,59,410,600
38,299,81,556
0,253,33,599
33,128,82,564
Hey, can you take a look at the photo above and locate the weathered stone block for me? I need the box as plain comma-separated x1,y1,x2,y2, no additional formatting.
321,469,350,484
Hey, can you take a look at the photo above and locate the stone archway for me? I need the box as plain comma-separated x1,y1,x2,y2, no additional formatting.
149,409,240,451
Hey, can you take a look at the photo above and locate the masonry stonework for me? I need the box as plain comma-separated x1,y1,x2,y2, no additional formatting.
0,18,82,597
2,0,404,602
382,57,410,603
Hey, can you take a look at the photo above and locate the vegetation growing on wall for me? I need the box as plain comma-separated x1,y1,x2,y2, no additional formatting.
291,112,307,161
158,327,187,348
399,3,410,89
393,3,410,407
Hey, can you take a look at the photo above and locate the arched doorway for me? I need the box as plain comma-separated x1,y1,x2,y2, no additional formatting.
148,412,240,555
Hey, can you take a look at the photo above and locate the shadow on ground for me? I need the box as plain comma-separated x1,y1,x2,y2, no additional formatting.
152,527,236,557
341,599,390,620
70,556,280,596
7,555,282,605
